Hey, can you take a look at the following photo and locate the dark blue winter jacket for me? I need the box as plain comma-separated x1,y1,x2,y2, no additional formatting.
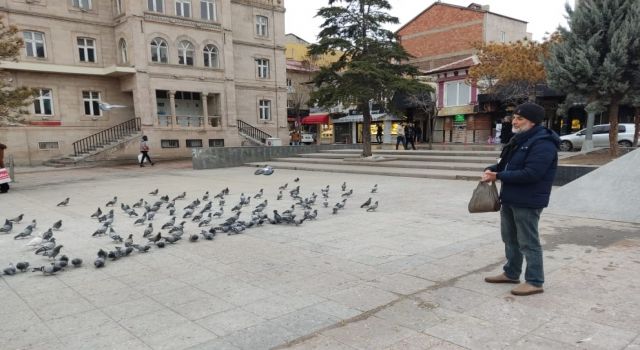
487,125,560,208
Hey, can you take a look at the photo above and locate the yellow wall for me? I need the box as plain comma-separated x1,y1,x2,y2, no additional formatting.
285,43,342,67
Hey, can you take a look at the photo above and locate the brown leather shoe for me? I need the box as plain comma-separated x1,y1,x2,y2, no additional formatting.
484,273,519,284
511,283,544,296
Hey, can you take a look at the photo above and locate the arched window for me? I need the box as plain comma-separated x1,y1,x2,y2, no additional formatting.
119,38,128,64
203,44,218,68
178,40,194,65
150,37,168,63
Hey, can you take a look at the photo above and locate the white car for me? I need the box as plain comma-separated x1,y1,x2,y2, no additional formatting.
300,133,315,145
559,123,636,151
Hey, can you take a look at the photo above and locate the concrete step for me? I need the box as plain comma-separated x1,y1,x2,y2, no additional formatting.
322,149,502,157
246,161,480,181
297,153,497,164
271,157,487,172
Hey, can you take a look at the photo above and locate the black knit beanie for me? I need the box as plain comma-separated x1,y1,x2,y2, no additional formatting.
514,102,545,124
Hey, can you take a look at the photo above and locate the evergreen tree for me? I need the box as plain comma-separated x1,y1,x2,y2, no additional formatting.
545,0,640,156
308,0,420,157
0,17,36,125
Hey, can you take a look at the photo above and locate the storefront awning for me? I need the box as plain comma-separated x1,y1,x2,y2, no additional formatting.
333,113,403,123
301,113,330,124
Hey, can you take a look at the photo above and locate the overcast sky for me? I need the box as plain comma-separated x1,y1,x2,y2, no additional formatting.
284,0,572,43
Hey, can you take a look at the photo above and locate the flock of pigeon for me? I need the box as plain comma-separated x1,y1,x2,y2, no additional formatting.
1,173,380,278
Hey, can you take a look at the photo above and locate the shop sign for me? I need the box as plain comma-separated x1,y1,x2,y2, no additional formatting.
453,114,465,123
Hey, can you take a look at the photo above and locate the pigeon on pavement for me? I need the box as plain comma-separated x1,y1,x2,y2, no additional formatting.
57,197,70,206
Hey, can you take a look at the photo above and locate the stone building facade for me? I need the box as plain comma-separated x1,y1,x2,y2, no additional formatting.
0,0,286,165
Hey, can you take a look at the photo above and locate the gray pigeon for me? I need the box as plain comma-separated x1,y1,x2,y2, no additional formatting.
44,245,63,259
71,258,83,267
3,263,16,276
105,196,118,207
91,207,102,218
57,197,70,206
366,201,379,212
8,214,23,223
149,188,159,195
143,223,153,238
52,220,62,230
360,197,372,208
0,219,13,233
16,262,30,272
32,264,61,275
371,184,378,193
13,225,34,240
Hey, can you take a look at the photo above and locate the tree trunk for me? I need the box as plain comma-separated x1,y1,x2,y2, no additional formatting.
608,98,620,157
361,101,372,157
634,108,639,147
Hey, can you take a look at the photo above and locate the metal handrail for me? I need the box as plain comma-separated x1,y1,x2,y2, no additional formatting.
237,119,272,144
72,118,141,156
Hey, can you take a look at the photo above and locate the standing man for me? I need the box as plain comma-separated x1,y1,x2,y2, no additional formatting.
395,123,406,150
375,123,383,144
481,102,559,296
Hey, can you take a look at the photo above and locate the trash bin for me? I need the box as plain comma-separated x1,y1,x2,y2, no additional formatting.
265,138,282,146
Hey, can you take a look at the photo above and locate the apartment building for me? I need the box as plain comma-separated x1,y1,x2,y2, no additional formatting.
0,0,286,165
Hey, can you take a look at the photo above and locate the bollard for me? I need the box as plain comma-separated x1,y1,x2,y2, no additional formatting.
8,154,15,183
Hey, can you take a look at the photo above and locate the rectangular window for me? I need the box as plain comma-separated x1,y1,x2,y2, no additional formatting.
500,31,506,43
258,99,271,120
175,0,191,17
256,15,268,37
201,0,216,21
82,91,101,116
72,0,91,9
115,0,123,14
148,0,163,12
256,58,269,79
77,37,96,63
161,139,179,148
38,142,59,150
186,139,203,148
208,139,224,147
444,81,471,107
24,31,46,58
34,89,53,115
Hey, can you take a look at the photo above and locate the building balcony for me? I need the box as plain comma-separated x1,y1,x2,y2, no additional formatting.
157,115,222,128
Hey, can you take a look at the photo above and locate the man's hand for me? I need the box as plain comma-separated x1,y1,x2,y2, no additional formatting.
481,170,497,182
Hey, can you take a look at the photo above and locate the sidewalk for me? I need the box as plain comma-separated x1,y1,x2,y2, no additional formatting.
0,165,638,350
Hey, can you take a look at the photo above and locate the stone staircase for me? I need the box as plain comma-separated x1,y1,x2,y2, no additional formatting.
44,117,141,167
245,146,501,181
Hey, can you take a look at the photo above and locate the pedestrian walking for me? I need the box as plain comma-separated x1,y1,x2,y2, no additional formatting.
290,129,301,146
481,102,559,296
139,135,154,167
0,142,9,193
375,123,383,144
395,123,406,150
414,124,422,143
405,123,416,150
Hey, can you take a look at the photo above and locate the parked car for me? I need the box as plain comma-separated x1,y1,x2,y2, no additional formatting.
559,123,636,151
300,133,315,145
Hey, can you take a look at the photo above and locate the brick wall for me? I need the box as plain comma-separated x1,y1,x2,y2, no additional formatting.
398,4,484,70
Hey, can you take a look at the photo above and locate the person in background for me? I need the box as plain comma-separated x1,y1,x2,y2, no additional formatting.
139,135,154,167
501,115,514,144
0,142,8,193
414,123,422,144
375,123,383,144
290,129,301,146
482,102,559,296
395,123,406,150
405,122,416,150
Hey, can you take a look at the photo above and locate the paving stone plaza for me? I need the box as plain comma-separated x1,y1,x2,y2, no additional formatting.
1,161,639,350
